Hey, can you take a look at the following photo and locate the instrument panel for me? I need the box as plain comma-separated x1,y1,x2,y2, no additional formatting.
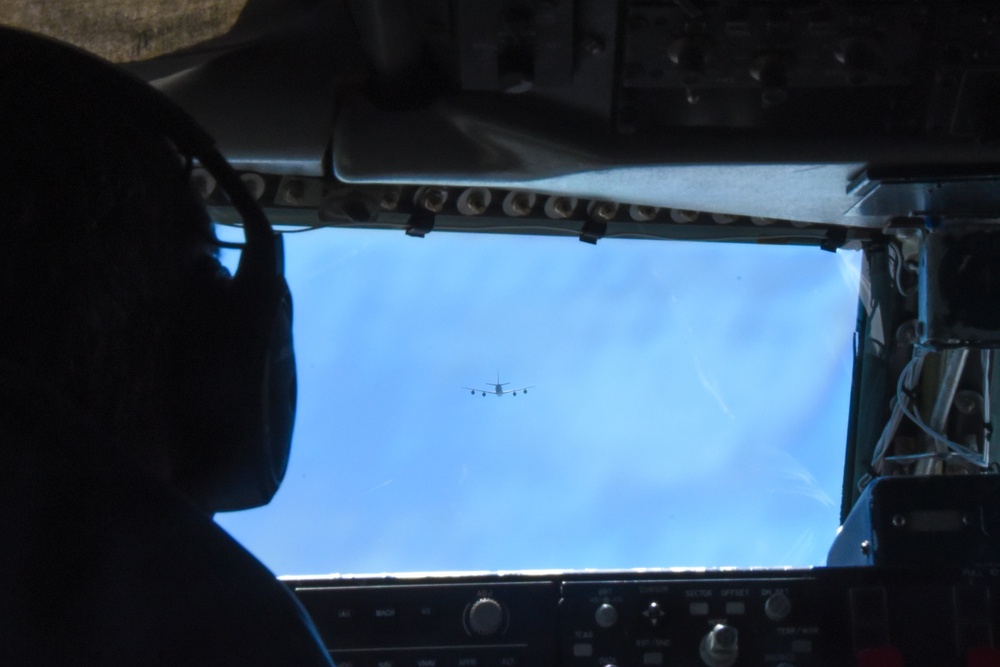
289,567,1000,666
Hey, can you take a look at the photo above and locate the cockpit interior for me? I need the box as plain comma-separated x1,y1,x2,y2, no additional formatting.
8,0,1000,664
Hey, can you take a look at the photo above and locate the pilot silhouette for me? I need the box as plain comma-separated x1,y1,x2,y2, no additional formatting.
0,27,333,665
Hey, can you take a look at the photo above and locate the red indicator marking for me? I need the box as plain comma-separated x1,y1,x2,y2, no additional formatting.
968,646,1000,667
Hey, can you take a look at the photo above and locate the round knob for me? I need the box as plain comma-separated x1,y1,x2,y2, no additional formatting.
765,591,792,622
468,598,504,636
595,603,618,628
700,623,739,667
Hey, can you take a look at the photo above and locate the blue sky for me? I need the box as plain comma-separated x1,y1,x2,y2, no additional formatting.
217,226,861,576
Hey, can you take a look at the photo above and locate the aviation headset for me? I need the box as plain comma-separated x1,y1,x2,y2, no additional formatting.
0,26,296,512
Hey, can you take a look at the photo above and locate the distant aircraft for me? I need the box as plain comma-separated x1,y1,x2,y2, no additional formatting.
464,373,534,397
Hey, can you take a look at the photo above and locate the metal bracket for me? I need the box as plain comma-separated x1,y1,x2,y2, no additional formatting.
405,209,435,237
846,166,1000,219
579,220,607,244
821,227,848,252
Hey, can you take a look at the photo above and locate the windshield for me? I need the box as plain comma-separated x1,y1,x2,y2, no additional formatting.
216,227,861,575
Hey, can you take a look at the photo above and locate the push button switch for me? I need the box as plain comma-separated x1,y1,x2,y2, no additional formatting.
857,646,903,667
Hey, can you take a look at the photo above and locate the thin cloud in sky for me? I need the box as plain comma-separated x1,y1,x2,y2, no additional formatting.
692,353,736,420
760,448,838,509
365,479,394,494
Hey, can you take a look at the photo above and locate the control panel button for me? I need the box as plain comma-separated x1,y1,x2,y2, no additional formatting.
765,591,792,622
643,601,666,626
595,603,619,628
468,598,505,636
792,639,813,654
700,623,739,667
689,601,710,616
857,646,903,667
725,601,745,616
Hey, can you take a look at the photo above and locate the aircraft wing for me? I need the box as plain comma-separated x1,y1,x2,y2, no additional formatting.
502,386,535,394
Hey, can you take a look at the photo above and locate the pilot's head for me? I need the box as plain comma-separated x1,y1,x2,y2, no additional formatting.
0,79,220,475
0,28,296,513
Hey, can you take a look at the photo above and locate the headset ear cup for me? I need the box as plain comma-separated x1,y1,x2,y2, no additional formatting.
171,271,296,513
256,277,296,500
211,274,296,513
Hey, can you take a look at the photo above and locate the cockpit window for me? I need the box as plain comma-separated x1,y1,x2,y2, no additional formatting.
216,227,861,575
